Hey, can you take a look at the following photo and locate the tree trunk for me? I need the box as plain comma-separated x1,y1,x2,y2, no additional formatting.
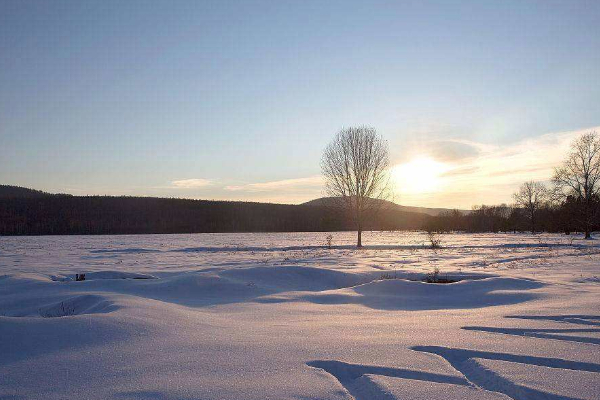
357,229,362,248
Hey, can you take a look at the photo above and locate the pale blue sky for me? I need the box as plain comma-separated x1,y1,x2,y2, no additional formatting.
1,0,599,207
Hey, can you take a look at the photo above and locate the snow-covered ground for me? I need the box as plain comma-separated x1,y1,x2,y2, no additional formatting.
1,232,599,400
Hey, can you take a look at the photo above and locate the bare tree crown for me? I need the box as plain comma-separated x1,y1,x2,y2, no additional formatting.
321,126,390,208
513,181,547,233
553,131,600,238
513,181,547,210
553,131,600,201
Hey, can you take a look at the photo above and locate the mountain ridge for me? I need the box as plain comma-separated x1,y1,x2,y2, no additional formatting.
302,197,469,216
0,185,469,215
0,185,56,198
0,185,433,235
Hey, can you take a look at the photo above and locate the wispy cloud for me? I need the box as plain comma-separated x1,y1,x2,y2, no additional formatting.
225,176,323,193
440,166,480,177
393,126,599,208
171,178,213,189
425,139,486,162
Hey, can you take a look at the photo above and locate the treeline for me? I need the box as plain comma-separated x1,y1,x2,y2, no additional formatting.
0,192,429,236
425,197,586,234
0,189,593,236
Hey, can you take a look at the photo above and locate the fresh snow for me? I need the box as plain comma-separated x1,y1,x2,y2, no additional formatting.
0,232,598,400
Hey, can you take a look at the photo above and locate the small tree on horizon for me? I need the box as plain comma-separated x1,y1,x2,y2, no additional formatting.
553,131,600,239
513,181,548,234
321,126,390,247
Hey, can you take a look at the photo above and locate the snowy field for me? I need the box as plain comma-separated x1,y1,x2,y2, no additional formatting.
1,232,599,400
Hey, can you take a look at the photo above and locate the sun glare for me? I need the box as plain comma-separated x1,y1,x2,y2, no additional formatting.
392,157,449,194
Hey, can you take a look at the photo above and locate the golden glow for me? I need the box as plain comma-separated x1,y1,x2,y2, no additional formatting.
392,157,449,194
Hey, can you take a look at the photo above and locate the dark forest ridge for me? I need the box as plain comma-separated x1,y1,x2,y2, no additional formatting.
0,185,52,198
0,185,466,215
0,185,580,236
0,185,432,235
303,197,469,217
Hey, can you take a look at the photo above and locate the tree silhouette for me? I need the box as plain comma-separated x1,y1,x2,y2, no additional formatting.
321,127,390,247
554,132,600,239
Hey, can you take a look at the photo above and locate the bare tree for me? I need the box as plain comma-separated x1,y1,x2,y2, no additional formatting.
321,126,390,247
553,132,600,239
513,181,547,234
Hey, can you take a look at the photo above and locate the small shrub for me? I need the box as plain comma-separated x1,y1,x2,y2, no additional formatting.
379,272,397,280
424,267,457,284
427,231,442,249
325,234,333,249
425,267,441,283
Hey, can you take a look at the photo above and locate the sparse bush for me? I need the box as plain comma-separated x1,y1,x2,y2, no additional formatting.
325,234,333,249
424,267,457,284
379,272,397,280
425,267,441,283
427,231,442,249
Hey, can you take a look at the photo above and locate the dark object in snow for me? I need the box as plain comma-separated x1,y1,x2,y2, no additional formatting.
379,272,397,280
75,273,86,281
423,277,458,284
424,268,457,284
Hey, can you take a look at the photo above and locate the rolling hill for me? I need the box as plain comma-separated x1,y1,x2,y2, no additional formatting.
302,197,469,216
0,185,55,198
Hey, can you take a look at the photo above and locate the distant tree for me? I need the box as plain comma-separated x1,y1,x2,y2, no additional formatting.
321,126,390,247
513,181,548,234
507,206,524,233
553,132,600,239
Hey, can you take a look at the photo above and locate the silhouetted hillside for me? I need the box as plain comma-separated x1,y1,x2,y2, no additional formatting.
303,197,469,216
0,187,431,235
0,185,54,198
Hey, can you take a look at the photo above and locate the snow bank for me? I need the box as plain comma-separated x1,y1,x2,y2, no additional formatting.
36,294,118,317
261,276,545,310
220,265,373,291
52,271,157,282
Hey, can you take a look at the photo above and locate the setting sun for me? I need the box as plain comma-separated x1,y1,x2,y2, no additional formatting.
392,157,449,194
